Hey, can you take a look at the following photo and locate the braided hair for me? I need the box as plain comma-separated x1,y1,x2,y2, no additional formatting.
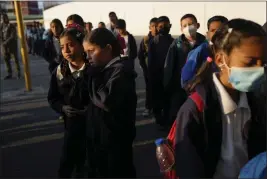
59,23,88,78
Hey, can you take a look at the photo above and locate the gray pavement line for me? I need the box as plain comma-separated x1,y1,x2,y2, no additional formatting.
0,120,63,133
136,89,145,94
1,132,64,149
1,95,47,103
0,100,49,113
137,98,145,104
1,132,157,149
133,139,156,147
0,117,154,134
1,97,47,107
0,87,47,98
136,107,146,112
0,86,47,95
0,112,33,121
0,98,145,113
7,125,62,137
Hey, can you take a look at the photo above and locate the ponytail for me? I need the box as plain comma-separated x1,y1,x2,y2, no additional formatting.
185,46,214,93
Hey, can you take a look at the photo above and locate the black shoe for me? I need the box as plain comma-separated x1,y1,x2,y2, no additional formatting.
4,75,12,80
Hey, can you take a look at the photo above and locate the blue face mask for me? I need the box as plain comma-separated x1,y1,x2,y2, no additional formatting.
228,67,266,92
220,57,266,92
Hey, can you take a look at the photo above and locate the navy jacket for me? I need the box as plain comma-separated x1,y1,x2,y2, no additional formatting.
174,80,266,178
86,57,137,147
148,33,174,81
164,33,206,93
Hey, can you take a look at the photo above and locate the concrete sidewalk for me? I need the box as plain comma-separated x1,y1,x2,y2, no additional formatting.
0,55,50,103
0,38,166,177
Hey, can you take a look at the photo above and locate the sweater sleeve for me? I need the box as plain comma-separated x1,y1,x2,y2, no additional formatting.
47,69,64,114
174,98,205,178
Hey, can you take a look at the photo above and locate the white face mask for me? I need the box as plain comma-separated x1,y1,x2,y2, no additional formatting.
183,25,197,38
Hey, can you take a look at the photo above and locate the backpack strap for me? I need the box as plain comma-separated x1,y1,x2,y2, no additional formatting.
165,92,203,179
189,92,204,112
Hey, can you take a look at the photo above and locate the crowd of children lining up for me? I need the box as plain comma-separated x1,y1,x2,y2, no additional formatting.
43,11,266,179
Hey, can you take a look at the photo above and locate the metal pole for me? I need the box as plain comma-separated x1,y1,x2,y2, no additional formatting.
13,1,32,91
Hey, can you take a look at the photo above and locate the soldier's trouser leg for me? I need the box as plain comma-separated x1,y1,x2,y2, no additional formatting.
11,50,21,75
4,52,12,76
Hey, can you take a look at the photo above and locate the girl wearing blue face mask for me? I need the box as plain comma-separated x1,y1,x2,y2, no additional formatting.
172,18,266,179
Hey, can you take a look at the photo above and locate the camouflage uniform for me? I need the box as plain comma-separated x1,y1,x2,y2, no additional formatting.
0,21,21,78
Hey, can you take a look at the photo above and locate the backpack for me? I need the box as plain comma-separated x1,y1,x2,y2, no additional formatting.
165,91,204,179
239,152,266,179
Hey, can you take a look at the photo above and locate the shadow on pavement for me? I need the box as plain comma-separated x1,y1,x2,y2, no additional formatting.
0,102,166,178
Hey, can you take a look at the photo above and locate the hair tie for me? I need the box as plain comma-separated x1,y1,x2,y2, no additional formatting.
66,23,84,33
207,57,213,63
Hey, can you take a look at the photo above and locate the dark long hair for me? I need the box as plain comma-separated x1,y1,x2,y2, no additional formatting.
50,18,64,30
50,18,64,37
66,14,85,27
187,18,266,92
83,28,121,58
59,27,87,78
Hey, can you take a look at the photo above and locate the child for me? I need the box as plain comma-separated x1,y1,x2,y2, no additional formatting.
174,18,266,178
116,19,137,68
181,15,228,91
47,26,89,178
148,16,174,127
163,13,206,128
98,22,106,28
106,12,126,54
83,28,137,178
43,18,64,74
66,14,85,28
138,17,158,117
85,22,93,34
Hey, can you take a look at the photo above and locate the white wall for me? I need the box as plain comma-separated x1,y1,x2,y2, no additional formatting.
43,2,266,36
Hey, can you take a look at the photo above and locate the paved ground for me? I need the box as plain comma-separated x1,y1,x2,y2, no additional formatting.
0,37,169,178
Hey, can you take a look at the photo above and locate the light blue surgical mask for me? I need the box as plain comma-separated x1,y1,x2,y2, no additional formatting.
229,67,265,92
220,59,266,92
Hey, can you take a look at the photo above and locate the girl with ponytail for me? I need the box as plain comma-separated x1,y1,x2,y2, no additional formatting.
173,18,266,179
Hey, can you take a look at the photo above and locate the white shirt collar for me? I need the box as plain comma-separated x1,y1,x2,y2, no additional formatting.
105,56,120,69
68,62,85,73
212,73,250,114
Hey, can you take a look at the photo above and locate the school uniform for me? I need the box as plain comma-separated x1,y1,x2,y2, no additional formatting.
163,33,206,127
47,62,89,178
174,73,266,178
120,31,137,69
86,56,137,178
138,32,154,111
43,33,63,74
148,33,174,125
